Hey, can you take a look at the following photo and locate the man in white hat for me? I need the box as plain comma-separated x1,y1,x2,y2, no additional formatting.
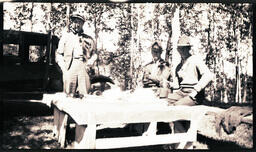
168,35,214,106
56,12,97,98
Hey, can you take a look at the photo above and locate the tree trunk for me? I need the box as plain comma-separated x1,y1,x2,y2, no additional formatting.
94,14,100,75
234,16,242,103
235,56,241,103
66,3,70,31
47,3,52,32
130,3,141,89
165,4,176,63
165,33,172,63
222,60,228,103
205,4,214,102
242,62,247,103
242,52,248,103
136,4,143,88
211,5,217,102
30,2,34,32
170,5,180,82
150,3,155,41
205,4,218,102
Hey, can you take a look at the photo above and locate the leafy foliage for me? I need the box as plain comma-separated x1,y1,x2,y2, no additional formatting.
3,3,253,103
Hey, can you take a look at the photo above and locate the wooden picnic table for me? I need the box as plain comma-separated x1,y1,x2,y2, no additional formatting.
45,93,208,149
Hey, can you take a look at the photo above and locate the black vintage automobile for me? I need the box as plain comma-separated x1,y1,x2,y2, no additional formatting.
0,30,62,100
1,30,114,101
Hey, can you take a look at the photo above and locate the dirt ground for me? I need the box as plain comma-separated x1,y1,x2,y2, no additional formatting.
0,101,251,150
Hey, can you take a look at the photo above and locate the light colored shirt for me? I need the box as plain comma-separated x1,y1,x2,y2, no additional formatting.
173,55,214,92
143,59,171,87
72,33,84,58
56,28,97,70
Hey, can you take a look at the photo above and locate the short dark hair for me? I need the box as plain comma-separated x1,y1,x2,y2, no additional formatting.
151,42,163,53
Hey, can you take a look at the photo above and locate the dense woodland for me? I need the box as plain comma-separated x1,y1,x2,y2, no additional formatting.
3,3,253,104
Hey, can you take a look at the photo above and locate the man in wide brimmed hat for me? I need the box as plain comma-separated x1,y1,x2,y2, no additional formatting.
56,11,97,99
168,34,214,105
164,34,214,149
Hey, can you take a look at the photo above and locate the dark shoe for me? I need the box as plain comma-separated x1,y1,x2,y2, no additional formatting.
78,94,84,99
66,93,75,98
162,144,176,150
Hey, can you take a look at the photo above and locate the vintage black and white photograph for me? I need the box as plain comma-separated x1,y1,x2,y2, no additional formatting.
0,1,253,150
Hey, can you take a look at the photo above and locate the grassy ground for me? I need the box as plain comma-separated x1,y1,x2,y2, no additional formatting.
0,101,252,150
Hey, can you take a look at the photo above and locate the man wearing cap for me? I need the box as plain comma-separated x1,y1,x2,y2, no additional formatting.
165,35,214,149
168,35,214,106
56,12,97,98
135,42,171,136
142,42,171,91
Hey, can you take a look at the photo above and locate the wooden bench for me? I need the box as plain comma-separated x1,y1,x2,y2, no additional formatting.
45,93,207,149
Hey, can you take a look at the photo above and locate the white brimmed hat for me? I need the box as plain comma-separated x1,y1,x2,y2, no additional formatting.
177,35,192,46
70,12,85,22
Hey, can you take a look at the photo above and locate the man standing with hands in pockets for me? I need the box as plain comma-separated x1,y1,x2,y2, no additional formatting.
56,12,97,99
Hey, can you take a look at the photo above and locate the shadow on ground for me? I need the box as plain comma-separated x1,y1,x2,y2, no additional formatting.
197,134,247,150
1,115,60,149
1,100,58,149
2,100,53,119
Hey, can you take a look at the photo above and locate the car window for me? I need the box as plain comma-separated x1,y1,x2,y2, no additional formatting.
3,44,21,65
3,44,19,56
29,45,46,63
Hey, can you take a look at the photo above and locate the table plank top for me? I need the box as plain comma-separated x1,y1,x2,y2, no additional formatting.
48,93,210,125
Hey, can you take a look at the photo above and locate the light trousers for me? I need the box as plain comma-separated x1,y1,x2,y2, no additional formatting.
63,59,90,96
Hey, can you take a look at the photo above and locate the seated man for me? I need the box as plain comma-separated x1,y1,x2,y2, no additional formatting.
168,35,214,106
130,42,171,135
142,42,171,97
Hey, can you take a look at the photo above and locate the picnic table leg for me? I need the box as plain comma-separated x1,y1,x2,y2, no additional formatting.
176,142,187,149
74,114,96,149
185,142,194,149
142,121,157,136
173,120,196,149
53,106,60,138
58,111,68,148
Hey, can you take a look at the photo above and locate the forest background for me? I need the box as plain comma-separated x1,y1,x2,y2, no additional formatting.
3,2,253,104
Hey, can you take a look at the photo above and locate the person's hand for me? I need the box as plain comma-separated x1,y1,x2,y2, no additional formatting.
174,96,195,106
169,81,180,90
173,89,179,93
143,74,150,82
168,82,174,88
147,75,158,82
188,89,198,100
143,73,149,79
144,74,157,82
87,59,95,66
59,65,66,73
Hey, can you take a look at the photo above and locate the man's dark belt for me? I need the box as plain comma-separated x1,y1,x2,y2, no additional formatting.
173,84,196,90
181,86,194,89
73,57,85,61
